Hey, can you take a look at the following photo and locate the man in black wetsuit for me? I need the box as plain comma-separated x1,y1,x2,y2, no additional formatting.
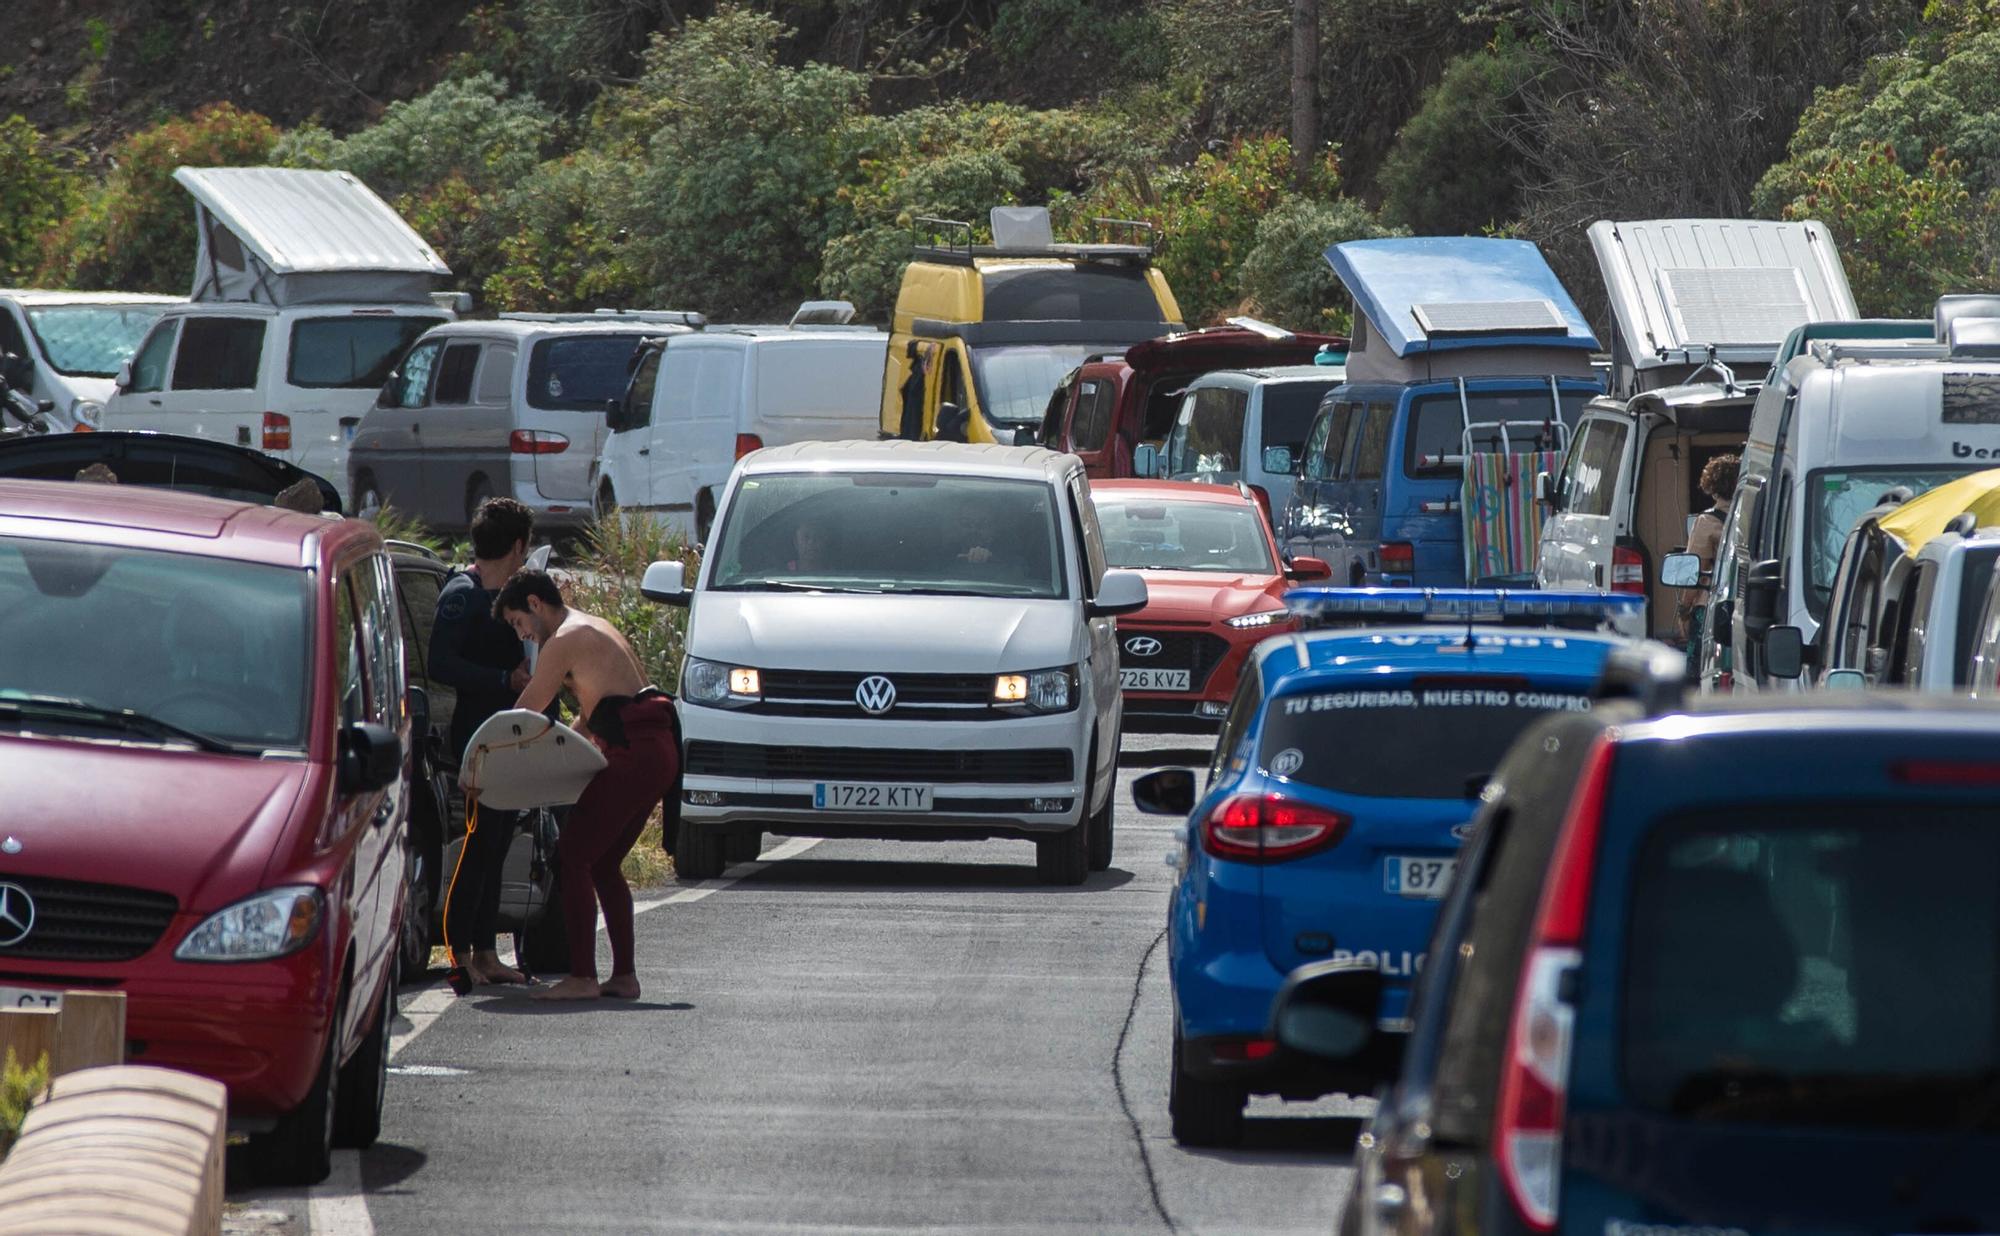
430,497,536,985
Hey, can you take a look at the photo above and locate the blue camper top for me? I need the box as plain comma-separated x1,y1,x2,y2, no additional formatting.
1325,237,1599,358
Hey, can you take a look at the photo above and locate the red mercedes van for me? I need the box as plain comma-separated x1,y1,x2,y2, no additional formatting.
0,479,409,1185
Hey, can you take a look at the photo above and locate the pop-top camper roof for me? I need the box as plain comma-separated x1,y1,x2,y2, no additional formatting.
176,167,452,307
1325,237,1599,385
1589,218,1856,396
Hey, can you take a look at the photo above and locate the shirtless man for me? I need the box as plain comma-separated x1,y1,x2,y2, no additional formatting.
495,569,680,1000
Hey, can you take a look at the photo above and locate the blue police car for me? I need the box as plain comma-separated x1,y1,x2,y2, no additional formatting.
1132,587,1641,1147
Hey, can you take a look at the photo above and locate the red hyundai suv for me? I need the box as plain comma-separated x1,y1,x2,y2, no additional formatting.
0,479,409,1185
1094,479,1329,728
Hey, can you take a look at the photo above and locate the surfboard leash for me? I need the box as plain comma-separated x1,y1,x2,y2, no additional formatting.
442,793,479,996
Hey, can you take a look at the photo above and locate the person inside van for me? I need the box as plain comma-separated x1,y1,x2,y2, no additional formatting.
789,522,831,573
1678,453,1739,644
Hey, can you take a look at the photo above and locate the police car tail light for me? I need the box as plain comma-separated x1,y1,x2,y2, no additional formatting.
1494,736,1613,1231
1202,793,1349,863
1610,544,1646,595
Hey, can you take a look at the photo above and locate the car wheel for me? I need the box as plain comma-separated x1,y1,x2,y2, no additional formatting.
354,474,383,519
1086,793,1114,872
596,482,617,523
725,830,763,863
515,865,571,976
333,963,393,1150
398,824,440,979
1034,820,1089,885
465,476,494,527
1169,1026,1245,1148
676,818,726,882
695,492,715,544
251,989,342,1185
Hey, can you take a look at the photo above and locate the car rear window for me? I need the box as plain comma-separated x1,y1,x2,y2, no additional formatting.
1404,390,1589,479
527,334,646,411
1258,381,1339,455
1259,677,1592,798
288,315,444,389
1623,804,2000,1129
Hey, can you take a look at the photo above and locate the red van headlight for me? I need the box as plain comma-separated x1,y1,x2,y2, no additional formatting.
174,886,324,962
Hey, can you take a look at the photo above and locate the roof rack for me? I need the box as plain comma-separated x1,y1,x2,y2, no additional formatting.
1287,586,1646,636
1807,339,1950,365
500,308,706,329
910,207,1157,266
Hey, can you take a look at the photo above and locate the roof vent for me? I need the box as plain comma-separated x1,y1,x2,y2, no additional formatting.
1948,316,2000,359
1410,299,1566,338
1656,267,1810,348
791,300,857,326
1936,294,2000,342
990,206,1054,251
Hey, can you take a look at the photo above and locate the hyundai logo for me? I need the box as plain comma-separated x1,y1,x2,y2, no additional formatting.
1124,636,1163,658
0,883,35,949
855,675,898,715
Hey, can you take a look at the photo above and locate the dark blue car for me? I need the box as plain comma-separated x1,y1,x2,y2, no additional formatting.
1134,587,1640,1146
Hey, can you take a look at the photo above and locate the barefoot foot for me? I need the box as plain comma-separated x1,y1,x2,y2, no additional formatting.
531,976,603,1001
600,975,641,1000
470,953,526,985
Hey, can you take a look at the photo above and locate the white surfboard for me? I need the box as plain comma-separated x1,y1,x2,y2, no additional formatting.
459,709,607,810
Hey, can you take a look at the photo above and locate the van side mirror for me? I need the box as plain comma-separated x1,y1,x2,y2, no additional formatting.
640,560,689,606
1131,767,1195,815
1,352,31,389
1535,470,1558,508
1743,558,1782,634
1131,443,1160,478
605,396,629,433
115,360,133,393
1285,556,1333,582
1262,445,1294,475
338,721,403,795
1823,667,1867,690
1764,624,1806,679
1659,552,1703,589
935,402,968,443
1089,569,1149,617
1267,961,1385,1062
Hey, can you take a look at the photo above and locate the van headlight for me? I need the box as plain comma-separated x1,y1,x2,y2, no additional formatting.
682,657,761,707
175,887,323,962
996,667,1076,713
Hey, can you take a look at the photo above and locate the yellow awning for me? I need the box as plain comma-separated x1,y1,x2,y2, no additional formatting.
1878,467,2000,549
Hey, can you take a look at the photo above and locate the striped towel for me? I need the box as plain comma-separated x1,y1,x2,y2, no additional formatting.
1462,451,1560,583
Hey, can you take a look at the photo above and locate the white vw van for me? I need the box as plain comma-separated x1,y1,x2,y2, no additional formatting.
641,440,1147,884
596,310,888,540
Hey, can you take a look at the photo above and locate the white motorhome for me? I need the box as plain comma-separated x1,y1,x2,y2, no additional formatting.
1537,219,1856,638
0,290,184,432
596,306,888,540
100,168,457,509
1712,298,2000,689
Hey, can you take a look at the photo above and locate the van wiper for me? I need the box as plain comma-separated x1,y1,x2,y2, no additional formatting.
898,586,1038,597
0,694,244,754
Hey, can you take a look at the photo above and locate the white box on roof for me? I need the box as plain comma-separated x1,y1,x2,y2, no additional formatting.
176,166,451,307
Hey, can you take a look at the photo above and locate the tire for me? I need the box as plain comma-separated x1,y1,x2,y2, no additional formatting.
397,825,439,980
353,473,383,519
725,830,763,863
1034,819,1089,885
1086,793,1114,872
465,476,495,528
1169,1027,1245,1148
596,482,617,523
515,872,571,975
695,492,716,544
333,964,393,1150
676,817,726,882
251,990,342,1185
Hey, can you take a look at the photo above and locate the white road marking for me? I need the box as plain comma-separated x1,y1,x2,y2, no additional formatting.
308,835,822,1233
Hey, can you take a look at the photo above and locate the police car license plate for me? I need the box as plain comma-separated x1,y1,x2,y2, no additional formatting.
1384,856,1456,899
0,985,61,1011
1121,669,1191,692
815,783,932,812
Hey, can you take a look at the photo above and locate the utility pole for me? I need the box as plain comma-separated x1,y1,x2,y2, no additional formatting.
1290,0,1319,186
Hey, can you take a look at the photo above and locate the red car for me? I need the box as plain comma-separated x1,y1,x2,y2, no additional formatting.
0,479,409,1185
1093,479,1330,729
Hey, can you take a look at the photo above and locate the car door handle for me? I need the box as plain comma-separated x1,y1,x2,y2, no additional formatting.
638,448,650,456
148,397,162,406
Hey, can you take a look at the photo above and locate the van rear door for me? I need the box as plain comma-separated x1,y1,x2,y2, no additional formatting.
1537,414,1628,592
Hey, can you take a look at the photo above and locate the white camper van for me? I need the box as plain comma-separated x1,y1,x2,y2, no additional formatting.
99,168,456,509
0,290,184,432
1536,219,1856,638
596,309,888,540
1712,297,2000,689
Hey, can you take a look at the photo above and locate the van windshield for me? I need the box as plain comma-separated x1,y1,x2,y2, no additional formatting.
526,334,646,411
707,471,1068,599
24,304,173,378
289,315,445,389
1624,805,2000,1130
1806,467,1977,618
1258,678,1593,798
0,536,311,750
971,344,1104,432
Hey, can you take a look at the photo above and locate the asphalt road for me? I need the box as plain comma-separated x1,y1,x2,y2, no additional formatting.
226,735,1362,1235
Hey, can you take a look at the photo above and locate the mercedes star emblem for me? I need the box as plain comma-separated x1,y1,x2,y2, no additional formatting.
855,675,898,715
0,836,19,855
0,883,35,949
1124,636,1163,658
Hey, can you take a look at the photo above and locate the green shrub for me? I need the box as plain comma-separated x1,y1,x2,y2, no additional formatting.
0,115,81,284
482,149,648,312
1377,46,1534,235
1236,195,1402,333
563,513,700,693
0,1048,49,1160
276,72,557,199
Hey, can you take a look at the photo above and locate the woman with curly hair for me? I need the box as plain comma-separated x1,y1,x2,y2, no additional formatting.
1678,453,1739,645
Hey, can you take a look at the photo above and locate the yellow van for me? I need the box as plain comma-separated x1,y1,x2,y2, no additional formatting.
880,207,1184,444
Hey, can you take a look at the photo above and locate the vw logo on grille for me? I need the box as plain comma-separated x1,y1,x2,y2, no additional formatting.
1124,636,1163,658
0,883,35,949
855,675,898,715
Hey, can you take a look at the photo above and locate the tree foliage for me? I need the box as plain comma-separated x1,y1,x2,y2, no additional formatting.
1237,195,1403,332
1376,44,1534,235
0,116,81,285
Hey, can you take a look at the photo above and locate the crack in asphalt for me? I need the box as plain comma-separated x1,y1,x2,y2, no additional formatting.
1114,925,1180,1235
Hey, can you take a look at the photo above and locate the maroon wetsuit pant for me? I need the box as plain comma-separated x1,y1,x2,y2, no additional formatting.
560,691,679,979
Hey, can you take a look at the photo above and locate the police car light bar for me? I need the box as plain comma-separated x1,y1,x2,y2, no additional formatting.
1285,587,1646,634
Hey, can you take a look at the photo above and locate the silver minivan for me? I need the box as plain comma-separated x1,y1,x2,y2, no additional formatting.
1148,363,1345,520
349,314,697,531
